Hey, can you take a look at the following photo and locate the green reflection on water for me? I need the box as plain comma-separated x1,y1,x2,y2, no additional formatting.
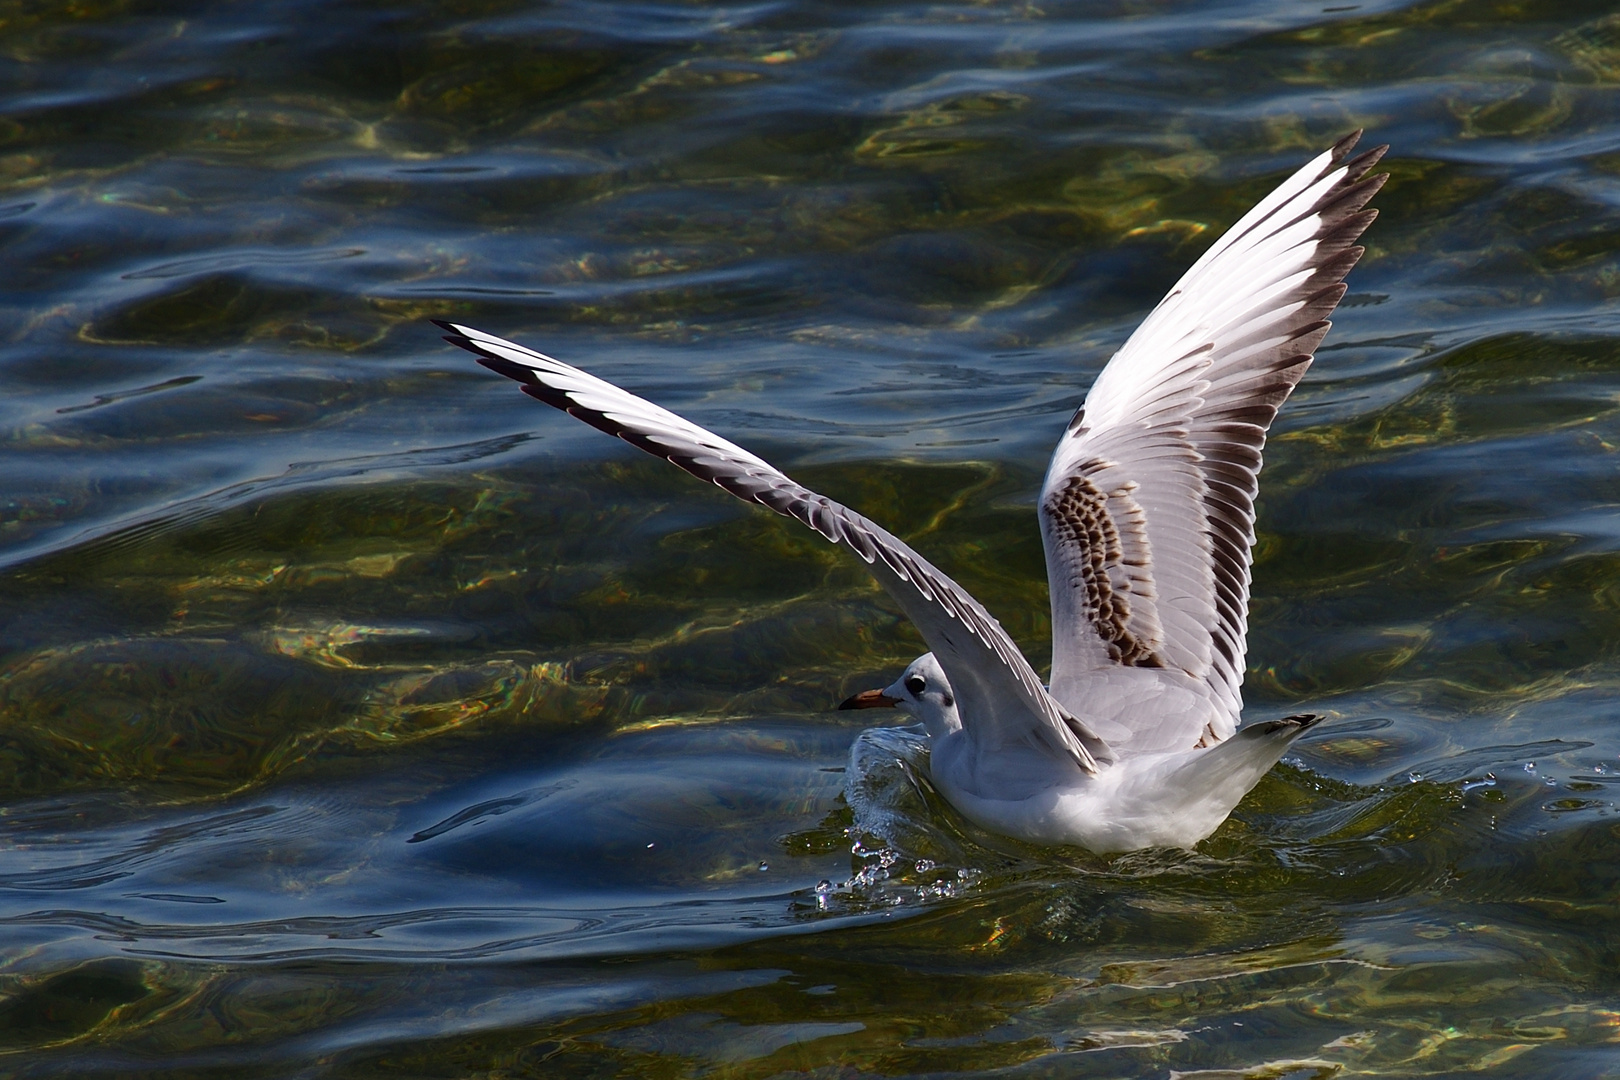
12,0,1620,1075
0,456,1048,798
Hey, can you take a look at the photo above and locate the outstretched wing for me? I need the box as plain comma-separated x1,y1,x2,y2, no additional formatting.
438,321,1114,773
1042,132,1387,752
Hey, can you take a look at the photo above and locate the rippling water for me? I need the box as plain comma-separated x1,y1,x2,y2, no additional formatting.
6,0,1620,1075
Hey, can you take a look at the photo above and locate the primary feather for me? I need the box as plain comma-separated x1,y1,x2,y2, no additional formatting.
1042,131,1386,756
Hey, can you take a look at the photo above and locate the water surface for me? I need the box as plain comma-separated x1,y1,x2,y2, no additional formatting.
6,0,1620,1075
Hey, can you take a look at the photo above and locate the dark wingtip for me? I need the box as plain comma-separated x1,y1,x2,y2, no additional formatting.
433,318,472,346
1344,145,1389,183
1241,713,1325,740
435,319,493,360
476,354,542,387
1330,129,1363,161
430,317,469,341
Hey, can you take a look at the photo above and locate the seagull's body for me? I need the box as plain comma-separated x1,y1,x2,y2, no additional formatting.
858,653,1324,850
438,132,1387,853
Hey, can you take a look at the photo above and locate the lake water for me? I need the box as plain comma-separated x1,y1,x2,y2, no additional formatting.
6,0,1620,1075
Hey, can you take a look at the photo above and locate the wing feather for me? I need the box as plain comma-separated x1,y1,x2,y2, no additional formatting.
1041,132,1387,754
438,321,1115,774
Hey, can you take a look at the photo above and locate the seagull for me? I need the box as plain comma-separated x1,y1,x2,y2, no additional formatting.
436,131,1387,854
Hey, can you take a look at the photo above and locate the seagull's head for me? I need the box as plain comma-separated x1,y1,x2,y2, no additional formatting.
838,653,961,741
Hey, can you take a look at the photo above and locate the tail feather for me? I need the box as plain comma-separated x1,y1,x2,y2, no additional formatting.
1166,713,1321,811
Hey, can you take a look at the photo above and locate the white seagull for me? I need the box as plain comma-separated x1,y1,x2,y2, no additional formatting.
437,132,1387,853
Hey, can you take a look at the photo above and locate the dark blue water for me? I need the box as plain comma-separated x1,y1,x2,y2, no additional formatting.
6,0,1620,1075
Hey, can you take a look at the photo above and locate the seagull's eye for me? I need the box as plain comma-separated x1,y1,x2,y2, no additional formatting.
904,674,926,695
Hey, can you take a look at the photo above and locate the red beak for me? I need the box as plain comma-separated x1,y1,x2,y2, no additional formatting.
838,688,900,710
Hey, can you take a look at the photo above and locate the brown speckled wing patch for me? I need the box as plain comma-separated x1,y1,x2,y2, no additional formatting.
1042,467,1163,667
